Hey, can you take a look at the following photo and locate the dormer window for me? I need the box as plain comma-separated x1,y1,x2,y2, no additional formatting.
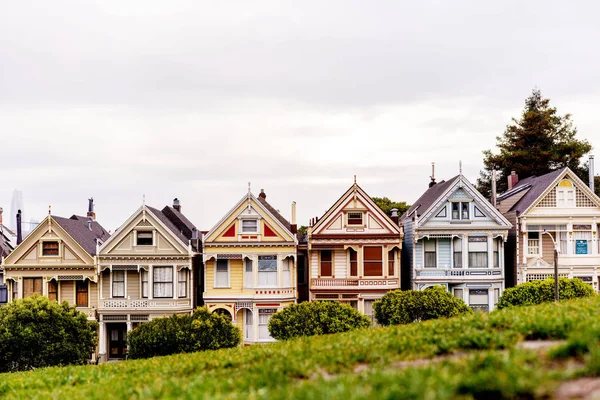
451,202,470,220
137,231,153,246
241,219,258,233
347,212,363,225
42,242,59,256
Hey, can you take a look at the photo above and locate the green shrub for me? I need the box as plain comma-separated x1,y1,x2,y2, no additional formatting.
0,295,97,372
374,286,472,326
497,278,595,309
268,301,371,340
127,307,241,359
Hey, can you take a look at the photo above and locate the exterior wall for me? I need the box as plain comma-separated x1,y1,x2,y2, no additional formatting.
401,219,414,290
60,281,74,302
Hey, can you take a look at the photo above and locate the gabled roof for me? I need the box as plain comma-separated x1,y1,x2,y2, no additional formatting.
401,176,459,221
497,168,567,214
257,196,291,231
52,215,110,256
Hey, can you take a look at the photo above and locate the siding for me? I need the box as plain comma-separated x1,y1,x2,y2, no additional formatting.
61,281,74,304
101,271,110,298
541,233,556,264
310,252,318,279
89,283,98,309
438,239,451,268
229,259,243,291
128,271,140,300
334,250,346,278
415,241,423,268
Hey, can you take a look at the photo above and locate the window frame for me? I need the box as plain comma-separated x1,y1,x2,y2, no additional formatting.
423,238,437,268
23,277,43,298
451,202,471,221
319,250,333,277
347,212,363,226
112,270,126,298
136,231,153,246
141,269,149,298
215,259,230,288
177,269,187,298
241,219,259,234
349,248,358,277
42,241,60,256
48,280,58,302
76,280,89,307
153,266,174,298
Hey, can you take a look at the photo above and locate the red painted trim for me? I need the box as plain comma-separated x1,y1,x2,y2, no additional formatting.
255,303,281,307
264,224,278,237
223,225,236,237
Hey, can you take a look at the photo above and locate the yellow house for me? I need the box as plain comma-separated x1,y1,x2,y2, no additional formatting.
2,203,110,324
203,188,297,343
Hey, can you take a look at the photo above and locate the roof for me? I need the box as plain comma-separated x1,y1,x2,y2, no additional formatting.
499,168,566,214
146,207,193,246
401,176,459,221
257,196,291,231
52,215,110,256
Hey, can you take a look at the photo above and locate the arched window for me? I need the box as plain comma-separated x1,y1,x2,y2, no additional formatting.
556,180,575,208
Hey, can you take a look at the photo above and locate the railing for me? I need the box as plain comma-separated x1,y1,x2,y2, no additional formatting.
415,268,502,278
311,278,399,288
99,298,192,310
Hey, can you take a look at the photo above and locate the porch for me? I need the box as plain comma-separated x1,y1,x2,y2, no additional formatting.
310,278,399,291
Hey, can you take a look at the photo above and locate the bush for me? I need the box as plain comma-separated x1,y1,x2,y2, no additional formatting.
497,278,595,309
268,301,371,340
374,286,472,326
0,295,97,372
127,307,241,359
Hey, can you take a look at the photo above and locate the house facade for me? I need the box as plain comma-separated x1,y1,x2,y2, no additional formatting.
96,200,200,362
402,175,511,312
1,202,109,322
202,189,297,344
497,168,600,292
308,181,403,322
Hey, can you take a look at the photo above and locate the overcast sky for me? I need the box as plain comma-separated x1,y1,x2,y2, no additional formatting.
2,1,600,233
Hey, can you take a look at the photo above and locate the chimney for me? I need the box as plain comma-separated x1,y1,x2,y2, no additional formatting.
390,208,399,225
429,162,436,188
290,201,297,234
589,155,595,192
507,171,518,190
173,198,181,213
87,197,96,220
16,209,22,245
259,189,266,200
491,170,497,207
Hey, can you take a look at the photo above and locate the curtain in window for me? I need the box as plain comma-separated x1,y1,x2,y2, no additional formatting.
258,256,277,286
245,259,253,288
216,260,229,287
141,270,148,298
320,250,332,276
388,250,395,276
153,266,173,298
453,238,462,268
112,271,125,297
349,248,358,276
23,278,42,298
364,246,383,276
245,309,253,340
423,239,436,268
558,225,568,254
282,258,291,287
468,237,488,268
178,269,187,298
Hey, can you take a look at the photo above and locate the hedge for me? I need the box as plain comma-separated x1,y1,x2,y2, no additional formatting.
497,277,595,309
127,307,241,359
374,286,472,326
268,301,371,340
0,295,97,372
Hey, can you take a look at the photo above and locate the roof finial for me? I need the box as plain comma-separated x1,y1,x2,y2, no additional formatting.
459,160,462,175
48,205,51,215
142,194,146,205
248,182,251,194
354,175,357,184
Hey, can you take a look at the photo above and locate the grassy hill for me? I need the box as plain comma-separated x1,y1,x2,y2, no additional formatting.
1,297,599,399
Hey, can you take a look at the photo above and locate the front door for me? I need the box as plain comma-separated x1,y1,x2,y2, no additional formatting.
108,324,128,359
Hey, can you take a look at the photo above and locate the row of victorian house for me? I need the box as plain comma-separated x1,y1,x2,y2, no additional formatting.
1,166,600,362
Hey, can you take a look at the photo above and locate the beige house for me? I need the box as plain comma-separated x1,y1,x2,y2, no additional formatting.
1,202,109,324
96,200,200,362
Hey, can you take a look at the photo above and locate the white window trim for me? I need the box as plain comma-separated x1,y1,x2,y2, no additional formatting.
347,211,364,226
39,240,62,258
110,269,127,298
214,259,231,288
240,219,260,234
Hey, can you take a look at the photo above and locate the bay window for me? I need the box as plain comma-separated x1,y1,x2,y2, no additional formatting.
468,236,488,268
258,255,278,286
215,260,229,287
283,258,292,287
141,269,149,298
573,228,592,255
388,249,395,276
258,309,276,340
48,280,58,302
76,280,88,307
349,248,358,277
245,258,253,288
153,266,173,298
527,231,540,255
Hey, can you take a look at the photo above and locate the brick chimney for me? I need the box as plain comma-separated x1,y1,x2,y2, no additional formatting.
390,208,399,225
290,201,297,234
507,171,519,190
87,197,96,220
259,189,266,200
173,198,181,213
16,210,22,245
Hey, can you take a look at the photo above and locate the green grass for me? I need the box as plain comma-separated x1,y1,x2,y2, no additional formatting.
1,297,600,399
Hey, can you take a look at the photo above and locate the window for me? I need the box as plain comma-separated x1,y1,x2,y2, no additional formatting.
283,258,292,287
258,309,276,340
215,259,229,287
349,248,358,277
347,212,363,225
48,280,58,302
557,180,575,208
112,271,125,298
320,250,332,277
154,267,173,298
42,241,59,256
388,250,395,276
453,288,464,300
245,309,253,340
23,278,42,298
468,237,488,268
137,231,153,246
141,269,149,298
558,225,568,254
451,202,470,220
424,239,436,268
245,258,253,288
573,230,592,255
76,280,88,307
241,219,258,233
363,300,375,324
527,231,539,255
258,255,278,286
364,246,383,276
12,280,18,300
453,238,462,268
178,269,187,298
493,239,499,268
469,289,489,309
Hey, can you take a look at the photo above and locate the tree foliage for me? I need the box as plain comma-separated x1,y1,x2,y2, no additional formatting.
128,307,241,359
497,278,594,309
0,295,97,372
371,197,411,216
374,286,472,326
268,301,371,340
477,88,592,198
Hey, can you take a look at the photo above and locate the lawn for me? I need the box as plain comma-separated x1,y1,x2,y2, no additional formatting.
1,297,599,399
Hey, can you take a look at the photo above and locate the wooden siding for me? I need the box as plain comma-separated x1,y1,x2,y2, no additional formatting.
128,271,141,300
334,250,346,278
415,241,423,268
89,283,98,309
101,271,110,298
61,281,74,304
438,238,451,269
310,252,319,279
541,233,556,264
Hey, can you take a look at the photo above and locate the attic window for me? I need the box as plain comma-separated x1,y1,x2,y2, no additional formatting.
42,242,59,256
137,231,153,246
347,212,363,225
241,219,258,233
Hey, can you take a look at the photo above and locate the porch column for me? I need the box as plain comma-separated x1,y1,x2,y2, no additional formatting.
18,278,24,300
99,271,104,300
42,277,49,297
462,234,468,268
487,234,493,269
98,321,106,362
126,321,132,332
149,265,154,299
567,219,573,256
173,266,178,300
